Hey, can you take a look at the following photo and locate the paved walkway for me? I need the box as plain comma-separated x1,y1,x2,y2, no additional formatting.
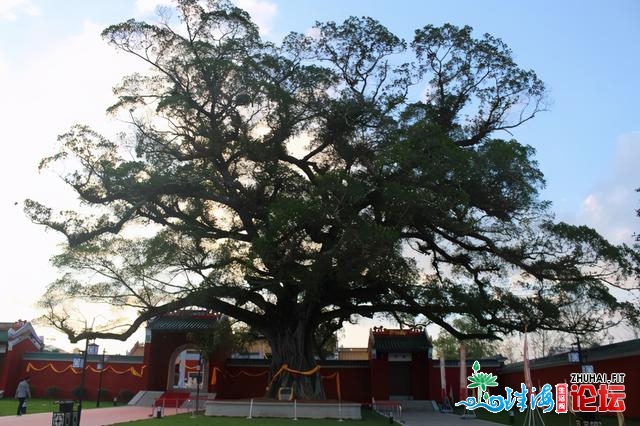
0,406,189,426
0,407,500,426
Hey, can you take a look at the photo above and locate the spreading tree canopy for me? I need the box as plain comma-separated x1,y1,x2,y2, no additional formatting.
27,0,639,399
432,317,500,359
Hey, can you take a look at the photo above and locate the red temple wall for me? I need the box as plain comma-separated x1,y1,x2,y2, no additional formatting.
214,362,372,403
17,357,146,401
499,355,639,419
2,338,41,397
411,353,430,400
145,332,188,391
369,355,389,400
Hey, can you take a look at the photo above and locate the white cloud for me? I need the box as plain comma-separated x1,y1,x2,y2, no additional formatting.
577,132,640,244
0,0,39,21
0,0,279,353
234,0,278,36
0,18,144,352
304,26,322,40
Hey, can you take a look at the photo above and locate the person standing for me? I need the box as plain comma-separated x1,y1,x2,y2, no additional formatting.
15,376,31,416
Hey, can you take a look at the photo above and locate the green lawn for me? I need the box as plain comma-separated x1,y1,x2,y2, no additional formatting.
69,408,640,426
0,398,107,416
466,407,639,426
0,401,390,424
0,398,63,416
1,399,637,426
119,410,390,425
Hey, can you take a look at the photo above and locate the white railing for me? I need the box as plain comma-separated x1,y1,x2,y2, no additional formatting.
371,397,402,422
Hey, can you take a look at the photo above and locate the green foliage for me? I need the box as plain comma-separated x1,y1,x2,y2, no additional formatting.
187,316,237,358
0,399,75,416
471,407,639,426
117,389,134,403
97,389,110,401
71,386,86,399
44,386,60,399
432,317,500,359
27,0,639,399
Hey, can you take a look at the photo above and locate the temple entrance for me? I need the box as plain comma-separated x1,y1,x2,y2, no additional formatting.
144,310,224,392
388,362,412,399
167,345,208,391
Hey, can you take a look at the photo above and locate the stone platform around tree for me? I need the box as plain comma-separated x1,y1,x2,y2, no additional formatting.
204,399,362,419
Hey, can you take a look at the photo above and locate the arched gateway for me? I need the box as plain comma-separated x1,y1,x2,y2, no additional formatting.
167,344,207,391
143,310,229,393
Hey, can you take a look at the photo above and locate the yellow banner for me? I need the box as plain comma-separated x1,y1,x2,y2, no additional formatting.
210,366,268,385
26,362,145,378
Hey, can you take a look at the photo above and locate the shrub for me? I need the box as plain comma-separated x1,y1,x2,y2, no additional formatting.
118,389,134,403
72,386,87,399
97,388,110,401
45,386,60,399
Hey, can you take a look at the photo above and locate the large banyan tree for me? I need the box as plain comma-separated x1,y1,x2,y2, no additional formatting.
27,0,638,399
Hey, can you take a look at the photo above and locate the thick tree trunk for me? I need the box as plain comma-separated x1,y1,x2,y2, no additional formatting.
263,314,326,400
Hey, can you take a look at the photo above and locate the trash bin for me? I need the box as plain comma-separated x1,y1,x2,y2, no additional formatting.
52,400,79,426
58,401,74,412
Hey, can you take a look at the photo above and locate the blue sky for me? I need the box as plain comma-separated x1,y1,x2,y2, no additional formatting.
1,0,638,352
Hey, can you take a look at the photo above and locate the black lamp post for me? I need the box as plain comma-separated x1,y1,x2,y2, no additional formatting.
77,338,91,425
575,336,583,368
96,349,106,407
570,335,592,372
195,351,203,415
570,336,597,424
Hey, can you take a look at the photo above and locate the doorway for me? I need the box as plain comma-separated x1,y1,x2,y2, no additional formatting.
168,346,207,391
388,362,412,399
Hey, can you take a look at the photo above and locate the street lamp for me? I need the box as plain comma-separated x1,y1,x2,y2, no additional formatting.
77,337,92,425
73,316,104,425
570,336,597,424
96,349,106,407
569,336,594,373
195,351,203,415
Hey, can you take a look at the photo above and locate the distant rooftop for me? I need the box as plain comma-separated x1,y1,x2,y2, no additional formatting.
369,326,432,353
499,338,640,373
0,320,43,349
147,310,222,331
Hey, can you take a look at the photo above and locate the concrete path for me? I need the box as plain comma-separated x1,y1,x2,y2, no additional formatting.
0,407,501,426
0,406,189,426
398,411,501,426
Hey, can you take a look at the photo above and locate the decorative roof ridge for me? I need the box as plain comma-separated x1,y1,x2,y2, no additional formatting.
498,337,640,373
371,325,426,336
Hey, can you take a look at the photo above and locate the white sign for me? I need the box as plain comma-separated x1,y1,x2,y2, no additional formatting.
581,364,594,374
388,352,411,362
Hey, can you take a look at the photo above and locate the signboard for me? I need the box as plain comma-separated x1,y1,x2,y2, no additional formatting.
581,364,594,374
388,352,411,362
87,343,99,355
